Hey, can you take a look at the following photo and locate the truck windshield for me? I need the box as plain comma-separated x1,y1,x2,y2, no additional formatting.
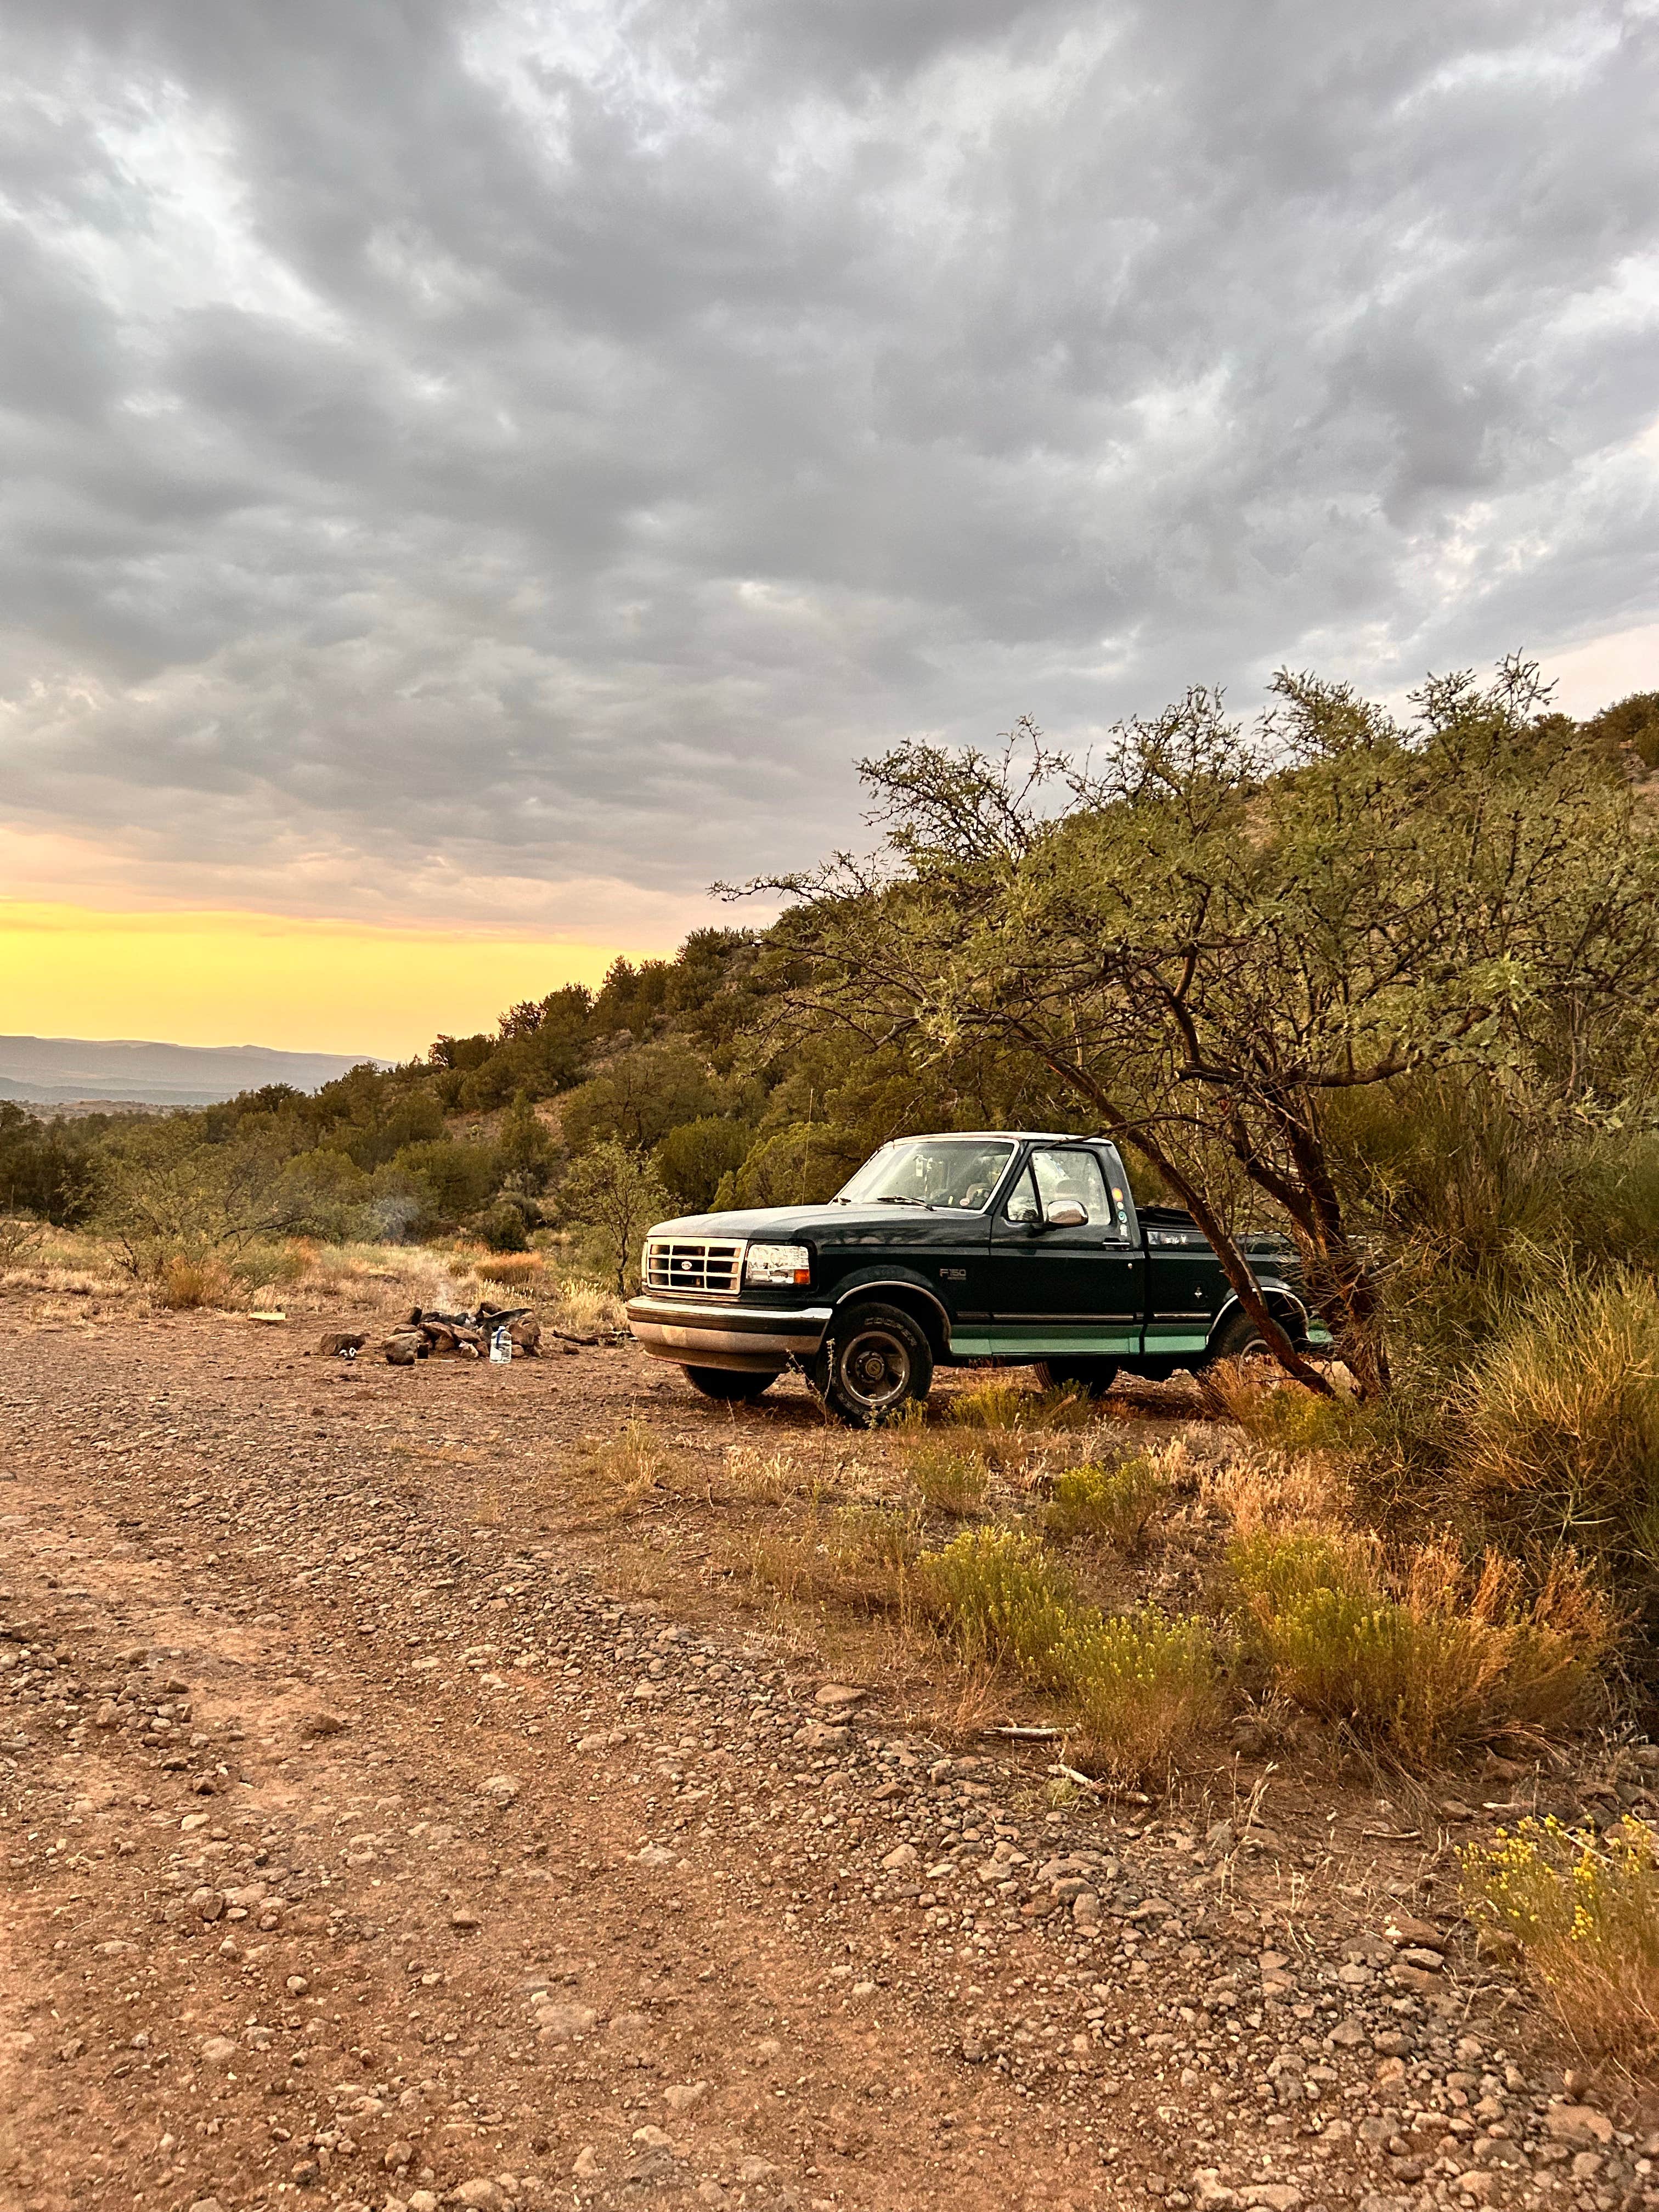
836,1138,1016,1212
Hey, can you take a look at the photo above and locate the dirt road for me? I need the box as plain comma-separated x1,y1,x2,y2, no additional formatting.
0,1306,1627,2212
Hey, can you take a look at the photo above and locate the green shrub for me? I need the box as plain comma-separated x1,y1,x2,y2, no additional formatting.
557,1141,670,1295
1231,1527,1609,1763
1465,1816,1659,2061
1584,690,1659,772
387,1137,499,1233
653,1116,753,1212
561,1042,718,1155
1045,1455,1165,1550
477,1198,531,1253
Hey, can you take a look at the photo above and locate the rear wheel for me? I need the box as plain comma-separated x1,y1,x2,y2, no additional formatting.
814,1302,934,1426
1032,1357,1119,1398
681,1365,780,1402
1205,1308,1305,1365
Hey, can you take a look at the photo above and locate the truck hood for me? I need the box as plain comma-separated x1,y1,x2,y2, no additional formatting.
646,1202,957,1242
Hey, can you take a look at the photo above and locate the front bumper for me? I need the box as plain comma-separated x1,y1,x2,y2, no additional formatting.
625,1295,833,1374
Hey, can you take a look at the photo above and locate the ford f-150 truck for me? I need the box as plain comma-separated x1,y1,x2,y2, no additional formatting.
625,1131,1327,1424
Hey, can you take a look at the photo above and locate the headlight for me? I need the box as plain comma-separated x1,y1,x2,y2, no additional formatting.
744,1242,811,1288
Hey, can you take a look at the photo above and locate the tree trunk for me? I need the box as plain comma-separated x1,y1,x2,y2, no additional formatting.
1019,1037,1338,1398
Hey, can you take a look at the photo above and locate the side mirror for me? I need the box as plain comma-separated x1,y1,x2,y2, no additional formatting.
1044,1200,1088,1229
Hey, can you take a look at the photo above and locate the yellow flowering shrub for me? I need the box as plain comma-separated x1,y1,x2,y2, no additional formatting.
1231,1528,1610,1764
919,1526,1220,1785
1464,1815,1659,2061
1045,1454,1167,1551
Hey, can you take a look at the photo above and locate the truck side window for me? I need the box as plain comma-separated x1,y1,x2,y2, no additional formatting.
1028,1148,1117,1230
1005,1165,1040,1223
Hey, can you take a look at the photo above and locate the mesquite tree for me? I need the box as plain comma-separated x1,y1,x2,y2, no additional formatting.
747,661,1659,1398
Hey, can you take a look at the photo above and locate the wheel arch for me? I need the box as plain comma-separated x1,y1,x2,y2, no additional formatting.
830,1274,951,1357
1208,1279,1310,1352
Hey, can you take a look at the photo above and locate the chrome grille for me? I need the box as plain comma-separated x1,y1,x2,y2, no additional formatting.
644,1237,746,1300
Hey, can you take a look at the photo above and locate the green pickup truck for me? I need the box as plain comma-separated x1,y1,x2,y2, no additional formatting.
626,1131,1327,1424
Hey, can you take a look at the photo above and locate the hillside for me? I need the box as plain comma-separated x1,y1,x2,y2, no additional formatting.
0,1034,381,1107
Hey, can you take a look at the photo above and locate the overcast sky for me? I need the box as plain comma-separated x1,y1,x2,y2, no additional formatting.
2,0,1656,944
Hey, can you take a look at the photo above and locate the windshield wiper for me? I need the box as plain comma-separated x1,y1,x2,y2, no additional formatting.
873,1194,929,1207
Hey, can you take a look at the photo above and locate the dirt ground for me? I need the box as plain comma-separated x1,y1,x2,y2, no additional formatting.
0,1300,1650,2212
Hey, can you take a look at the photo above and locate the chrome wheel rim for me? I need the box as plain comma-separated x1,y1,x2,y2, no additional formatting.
837,1325,913,1413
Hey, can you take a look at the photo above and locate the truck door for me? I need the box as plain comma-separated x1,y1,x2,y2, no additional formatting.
1141,1221,1230,1362
986,1145,1145,1358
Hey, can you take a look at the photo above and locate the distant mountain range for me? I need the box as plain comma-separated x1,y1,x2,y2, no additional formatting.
0,1035,383,1108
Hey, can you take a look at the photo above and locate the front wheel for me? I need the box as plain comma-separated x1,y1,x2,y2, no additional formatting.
814,1303,934,1426
682,1365,780,1402
1033,1357,1118,1398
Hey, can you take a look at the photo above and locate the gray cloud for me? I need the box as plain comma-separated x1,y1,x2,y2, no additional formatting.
0,0,1655,929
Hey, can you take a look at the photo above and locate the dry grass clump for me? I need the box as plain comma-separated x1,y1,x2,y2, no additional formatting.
919,1526,1220,1785
473,1250,546,1290
1464,1816,1659,2063
1460,1274,1659,1567
719,1444,819,1507
0,1226,137,1300
589,1418,678,1514
155,1254,238,1310
949,1376,1096,1434
1205,1446,1350,1539
549,1277,627,1336
305,1240,489,1310
1045,1452,1167,1551
1230,1526,1611,1763
748,1502,921,1611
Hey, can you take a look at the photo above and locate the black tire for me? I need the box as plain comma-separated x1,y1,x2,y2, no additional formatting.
681,1365,781,1402
1205,1308,1305,1364
1033,1357,1119,1398
814,1302,934,1425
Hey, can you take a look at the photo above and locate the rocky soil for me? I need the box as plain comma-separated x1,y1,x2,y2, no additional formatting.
1,1303,1654,2212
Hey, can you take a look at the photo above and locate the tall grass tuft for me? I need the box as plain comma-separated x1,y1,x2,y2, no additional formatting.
1464,1816,1659,2062
550,1277,627,1336
589,1418,675,1514
1045,1453,1166,1550
155,1254,235,1310
1460,1273,1659,1568
1231,1526,1611,1763
901,1433,989,1519
919,1526,1220,1785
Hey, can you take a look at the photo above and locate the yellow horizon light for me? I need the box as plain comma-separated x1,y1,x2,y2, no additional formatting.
2,902,665,1059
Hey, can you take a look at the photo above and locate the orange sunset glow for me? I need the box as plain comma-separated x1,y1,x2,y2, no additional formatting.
4,903,659,1060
